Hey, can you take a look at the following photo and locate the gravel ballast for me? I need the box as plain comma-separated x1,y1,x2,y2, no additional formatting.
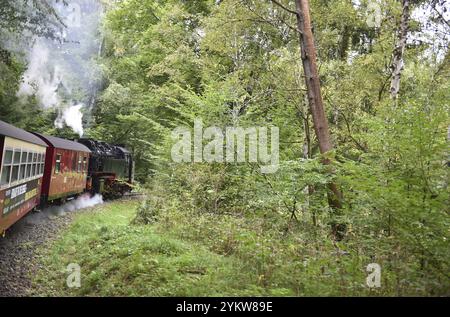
0,206,92,297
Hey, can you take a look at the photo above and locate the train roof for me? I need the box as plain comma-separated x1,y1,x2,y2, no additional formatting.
32,133,91,153
117,146,130,154
0,120,48,147
77,138,130,158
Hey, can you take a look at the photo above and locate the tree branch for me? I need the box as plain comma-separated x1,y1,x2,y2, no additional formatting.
431,2,450,29
269,0,298,16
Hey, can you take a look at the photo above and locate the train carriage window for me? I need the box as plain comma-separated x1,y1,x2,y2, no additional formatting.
1,165,11,186
12,166,19,182
78,155,82,173
1,149,13,186
1,166,11,186
32,153,38,176
19,165,26,179
39,155,43,175
11,150,21,183
40,153,45,175
13,150,21,164
37,154,41,175
26,152,33,178
41,154,45,174
40,154,43,173
83,156,87,172
20,151,28,180
55,154,62,174
3,149,13,165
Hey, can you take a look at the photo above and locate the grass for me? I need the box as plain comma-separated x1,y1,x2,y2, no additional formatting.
34,200,271,296
35,198,438,296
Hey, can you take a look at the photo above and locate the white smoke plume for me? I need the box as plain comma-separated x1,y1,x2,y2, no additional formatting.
43,193,104,217
18,41,63,109
17,194,104,228
54,103,85,136
58,193,104,213
15,0,103,136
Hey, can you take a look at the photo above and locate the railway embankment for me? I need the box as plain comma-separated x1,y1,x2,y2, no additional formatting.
0,197,138,297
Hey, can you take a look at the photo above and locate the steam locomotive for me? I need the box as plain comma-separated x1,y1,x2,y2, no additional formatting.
0,119,134,235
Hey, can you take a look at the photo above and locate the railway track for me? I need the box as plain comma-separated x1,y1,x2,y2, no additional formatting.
0,207,77,296
123,192,146,199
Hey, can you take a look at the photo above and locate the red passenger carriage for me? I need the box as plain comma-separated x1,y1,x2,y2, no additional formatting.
32,133,91,205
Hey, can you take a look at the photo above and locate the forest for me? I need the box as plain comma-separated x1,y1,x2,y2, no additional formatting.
0,0,449,296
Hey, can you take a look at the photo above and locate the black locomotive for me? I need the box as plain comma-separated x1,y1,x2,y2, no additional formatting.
77,139,134,198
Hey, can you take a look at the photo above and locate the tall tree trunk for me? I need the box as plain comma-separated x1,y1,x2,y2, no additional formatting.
390,0,410,99
294,0,344,239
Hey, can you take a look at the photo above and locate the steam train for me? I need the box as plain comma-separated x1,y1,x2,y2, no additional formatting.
0,119,134,235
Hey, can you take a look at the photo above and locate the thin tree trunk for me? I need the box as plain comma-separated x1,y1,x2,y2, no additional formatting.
338,25,350,60
294,0,344,239
302,95,316,226
390,0,410,99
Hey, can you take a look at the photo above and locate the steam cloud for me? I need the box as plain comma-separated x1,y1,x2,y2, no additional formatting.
20,194,104,227
16,0,104,136
55,193,104,214
55,103,85,136
18,41,63,108
42,193,104,217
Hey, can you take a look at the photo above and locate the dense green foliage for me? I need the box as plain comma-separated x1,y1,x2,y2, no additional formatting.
92,0,449,295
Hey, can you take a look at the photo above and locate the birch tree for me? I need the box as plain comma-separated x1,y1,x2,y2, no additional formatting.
390,0,410,99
